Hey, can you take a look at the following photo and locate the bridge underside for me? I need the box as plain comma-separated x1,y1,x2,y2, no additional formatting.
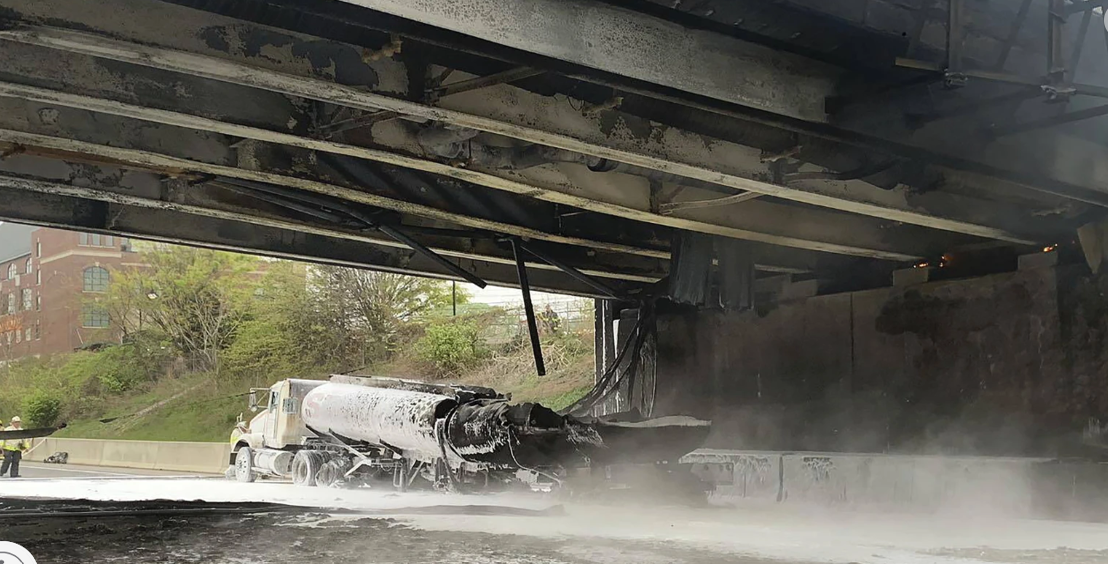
1,0,1106,301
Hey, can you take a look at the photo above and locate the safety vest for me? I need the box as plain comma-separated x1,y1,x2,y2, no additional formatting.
1,426,28,451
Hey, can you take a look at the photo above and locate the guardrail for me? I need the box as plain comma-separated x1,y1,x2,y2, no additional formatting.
28,437,230,474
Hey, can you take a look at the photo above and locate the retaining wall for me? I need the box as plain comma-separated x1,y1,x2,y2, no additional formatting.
682,449,1108,521
28,437,231,474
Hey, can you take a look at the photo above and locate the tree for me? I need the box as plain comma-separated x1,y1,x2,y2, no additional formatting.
106,245,258,373
223,261,357,380
313,267,465,359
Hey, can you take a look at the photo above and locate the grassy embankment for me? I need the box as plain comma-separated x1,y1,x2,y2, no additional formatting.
43,334,592,442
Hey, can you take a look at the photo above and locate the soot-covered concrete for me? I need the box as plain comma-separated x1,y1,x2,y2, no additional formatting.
656,264,1108,457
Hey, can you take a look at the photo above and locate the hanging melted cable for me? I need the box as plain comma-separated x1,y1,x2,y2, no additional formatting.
214,177,487,288
561,302,654,417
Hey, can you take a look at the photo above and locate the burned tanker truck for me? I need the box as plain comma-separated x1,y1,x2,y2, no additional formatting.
227,375,711,494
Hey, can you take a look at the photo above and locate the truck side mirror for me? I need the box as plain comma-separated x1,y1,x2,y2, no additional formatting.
236,412,244,424
248,391,259,412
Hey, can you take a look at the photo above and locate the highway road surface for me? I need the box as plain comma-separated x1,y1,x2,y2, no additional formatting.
0,470,1106,563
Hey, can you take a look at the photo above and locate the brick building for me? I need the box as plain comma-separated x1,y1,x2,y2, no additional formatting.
0,222,138,361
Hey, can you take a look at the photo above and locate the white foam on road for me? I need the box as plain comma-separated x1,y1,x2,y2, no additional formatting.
1,477,1106,564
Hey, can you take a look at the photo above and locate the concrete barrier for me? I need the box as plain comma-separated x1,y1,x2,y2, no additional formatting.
682,449,1108,520
29,437,230,474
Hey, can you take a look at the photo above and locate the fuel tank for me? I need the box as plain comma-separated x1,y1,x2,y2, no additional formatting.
301,383,457,458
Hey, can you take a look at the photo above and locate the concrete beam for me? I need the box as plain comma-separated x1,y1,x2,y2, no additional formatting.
0,80,943,261
0,184,622,297
0,26,1039,245
332,0,839,123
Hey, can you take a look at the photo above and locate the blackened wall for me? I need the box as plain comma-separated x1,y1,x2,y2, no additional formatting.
656,265,1108,457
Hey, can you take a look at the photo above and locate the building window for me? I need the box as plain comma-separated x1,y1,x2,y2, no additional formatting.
5,293,13,315
78,233,116,248
121,238,132,252
36,270,40,285
81,304,109,328
14,330,20,344
6,264,14,280
83,267,109,293
36,241,41,258
21,289,31,311
36,295,41,311
24,328,30,342
34,321,40,340
24,258,31,275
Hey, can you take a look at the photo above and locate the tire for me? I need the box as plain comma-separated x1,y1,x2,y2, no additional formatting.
292,450,322,487
234,446,256,483
315,461,335,488
316,458,352,488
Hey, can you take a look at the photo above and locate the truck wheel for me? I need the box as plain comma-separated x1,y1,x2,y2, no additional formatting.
316,459,352,488
292,450,322,486
234,447,256,483
315,461,335,488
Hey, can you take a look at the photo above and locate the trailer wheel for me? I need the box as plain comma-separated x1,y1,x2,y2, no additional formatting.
292,450,322,486
315,460,335,488
316,458,352,488
234,446,256,483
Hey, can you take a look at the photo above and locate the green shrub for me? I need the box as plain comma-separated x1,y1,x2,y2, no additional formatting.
221,318,301,379
416,320,488,376
23,390,61,427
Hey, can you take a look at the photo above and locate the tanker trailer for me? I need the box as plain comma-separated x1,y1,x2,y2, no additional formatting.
229,375,711,494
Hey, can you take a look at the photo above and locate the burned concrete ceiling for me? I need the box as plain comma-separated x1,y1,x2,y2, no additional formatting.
0,0,1103,301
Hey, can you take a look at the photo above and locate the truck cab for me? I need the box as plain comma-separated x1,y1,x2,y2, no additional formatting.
230,379,325,464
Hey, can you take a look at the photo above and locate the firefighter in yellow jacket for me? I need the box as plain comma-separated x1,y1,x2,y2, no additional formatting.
1,416,29,477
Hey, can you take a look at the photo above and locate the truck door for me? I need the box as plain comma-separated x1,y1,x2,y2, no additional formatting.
262,387,280,447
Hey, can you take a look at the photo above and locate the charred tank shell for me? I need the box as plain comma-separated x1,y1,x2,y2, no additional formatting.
444,401,598,468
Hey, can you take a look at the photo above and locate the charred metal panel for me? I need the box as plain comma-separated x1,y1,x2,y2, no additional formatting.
718,238,756,312
667,232,714,306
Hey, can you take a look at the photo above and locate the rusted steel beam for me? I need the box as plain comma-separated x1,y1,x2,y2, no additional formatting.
0,79,947,259
0,26,1038,245
0,175,657,291
0,127,669,261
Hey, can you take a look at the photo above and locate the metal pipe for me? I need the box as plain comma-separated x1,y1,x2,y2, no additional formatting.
991,103,1108,136
905,87,1043,128
658,192,763,214
996,0,1034,70
510,238,545,376
947,0,965,79
1065,0,1108,15
1070,8,1094,82
1048,0,1067,80
516,240,621,299
432,67,544,98
316,110,401,137
218,177,488,287
215,181,351,224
